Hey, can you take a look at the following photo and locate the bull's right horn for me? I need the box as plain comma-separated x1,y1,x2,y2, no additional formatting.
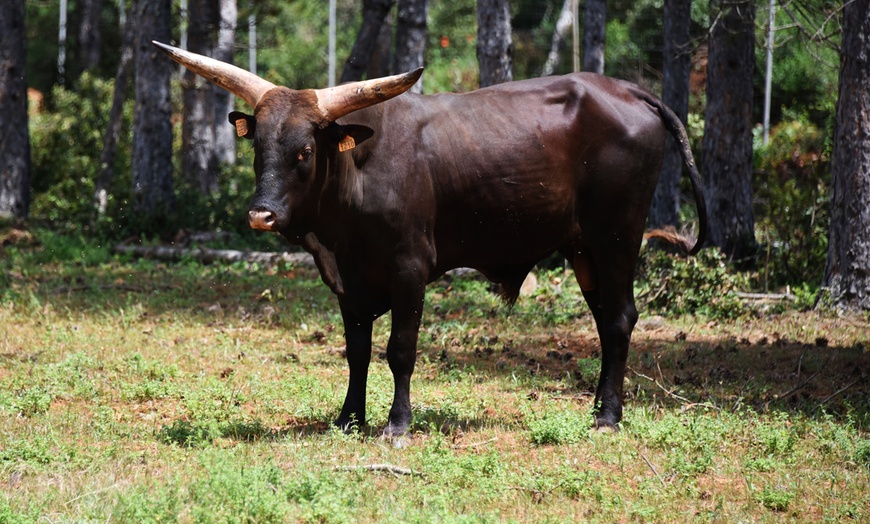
314,68,424,121
151,41,276,109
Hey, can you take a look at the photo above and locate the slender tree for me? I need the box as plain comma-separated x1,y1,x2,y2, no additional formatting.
78,0,104,74
213,0,237,166
131,0,174,220
541,0,574,77
366,8,393,79
701,0,757,263
341,0,395,83
823,0,870,311
0,0,30,220
583,0,606,74
649,0,692,232
477,0,513,87
95,13,135,216
183,0,237,195
393,0,426,93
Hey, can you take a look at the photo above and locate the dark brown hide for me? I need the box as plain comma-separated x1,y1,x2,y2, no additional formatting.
157,39,706,436
249,74,705,435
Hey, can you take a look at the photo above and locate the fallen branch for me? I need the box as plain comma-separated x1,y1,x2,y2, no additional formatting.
113,244,314,268
816,377,862,410
453,437,498,450
334,464,422,477
641,453,665,486
50,284,160,295
735,292,798,302
629,366,721,412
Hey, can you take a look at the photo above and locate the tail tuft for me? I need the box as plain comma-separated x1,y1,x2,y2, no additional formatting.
643,226,696,255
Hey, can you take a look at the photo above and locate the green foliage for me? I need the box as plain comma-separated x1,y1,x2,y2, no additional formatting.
29,73,132,234
636,248,749,319
756,486,794,512
528,408,588,445
754,114,831,290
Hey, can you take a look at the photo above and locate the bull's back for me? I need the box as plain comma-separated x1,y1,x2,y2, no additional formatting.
349,74,667,272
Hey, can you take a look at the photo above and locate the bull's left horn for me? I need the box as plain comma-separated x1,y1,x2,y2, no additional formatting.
314,68,423,121
151,41,276,109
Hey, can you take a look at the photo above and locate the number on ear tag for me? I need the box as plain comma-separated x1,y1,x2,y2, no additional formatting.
338,135,356,152
235,118,249,137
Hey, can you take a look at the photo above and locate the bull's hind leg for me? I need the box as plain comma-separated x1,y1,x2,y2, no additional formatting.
568,242,639,429
382,268,427,439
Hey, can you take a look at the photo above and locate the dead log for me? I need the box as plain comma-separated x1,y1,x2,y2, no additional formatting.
113,244,314,268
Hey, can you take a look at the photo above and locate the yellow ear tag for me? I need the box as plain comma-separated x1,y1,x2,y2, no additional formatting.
338,135,356,152
235,118,249,137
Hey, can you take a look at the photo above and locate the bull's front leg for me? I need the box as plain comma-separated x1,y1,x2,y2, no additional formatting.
335,306,373,431
382,272,427,439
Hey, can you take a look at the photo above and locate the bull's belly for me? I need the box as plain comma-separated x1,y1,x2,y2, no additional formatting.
432,211,578,271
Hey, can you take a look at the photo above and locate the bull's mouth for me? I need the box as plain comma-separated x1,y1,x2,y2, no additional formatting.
247,210,278,231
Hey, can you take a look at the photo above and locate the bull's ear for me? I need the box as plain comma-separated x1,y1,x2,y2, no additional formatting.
228,111,255,139
328,124,374,152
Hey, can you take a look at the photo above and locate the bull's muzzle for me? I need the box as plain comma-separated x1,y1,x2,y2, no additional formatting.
248,209,277,231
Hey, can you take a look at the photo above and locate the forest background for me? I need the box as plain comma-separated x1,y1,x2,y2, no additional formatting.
3,0,860,307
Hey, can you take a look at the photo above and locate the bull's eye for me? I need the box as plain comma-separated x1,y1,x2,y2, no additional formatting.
298,146,314,162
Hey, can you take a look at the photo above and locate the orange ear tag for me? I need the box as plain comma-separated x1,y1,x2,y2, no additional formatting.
234,118,249,137
338,135,356,152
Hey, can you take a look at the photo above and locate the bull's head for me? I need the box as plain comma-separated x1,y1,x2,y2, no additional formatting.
151,41,422,233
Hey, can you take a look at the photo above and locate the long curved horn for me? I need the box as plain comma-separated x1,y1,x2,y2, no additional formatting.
151,41,276,109
314,68,423,121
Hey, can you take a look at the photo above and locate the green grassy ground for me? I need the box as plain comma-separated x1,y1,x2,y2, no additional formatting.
1,231,868,522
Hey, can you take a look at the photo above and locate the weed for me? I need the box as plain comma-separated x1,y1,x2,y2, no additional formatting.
528,408,588,445
756,486,794,512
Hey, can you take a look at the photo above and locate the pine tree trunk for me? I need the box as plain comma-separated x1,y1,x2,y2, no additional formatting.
183,0,220,195
132,0,174,219
541,0,574,77
95,14,134,216
0,0,30,220
341,0,395,83
823,0,870,311
78,0,104,73
649,0,691,231
366,9,393,79
393,0,426,93
213,0,237,166
701,0,757,263
477,0,512,88
582,0,606,74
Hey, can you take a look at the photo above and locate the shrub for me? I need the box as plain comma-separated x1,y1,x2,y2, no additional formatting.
636,248,748,319
753,114,830,290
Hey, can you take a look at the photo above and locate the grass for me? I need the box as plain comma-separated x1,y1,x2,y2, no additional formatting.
1,228,869,522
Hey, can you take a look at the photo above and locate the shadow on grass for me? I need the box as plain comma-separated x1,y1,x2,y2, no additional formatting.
7,248,869,431
435,326,870,430
157,416,333,447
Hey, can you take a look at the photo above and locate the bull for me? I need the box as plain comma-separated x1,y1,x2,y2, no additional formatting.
153,41,707,438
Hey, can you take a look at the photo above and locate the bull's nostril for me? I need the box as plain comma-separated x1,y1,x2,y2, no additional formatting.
248,209,277,231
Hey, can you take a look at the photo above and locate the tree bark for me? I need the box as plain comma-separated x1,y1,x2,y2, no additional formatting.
94,14,134,216
541,0,574,77
213,0,237,166
78,0,104,73
0,0,31,220
649,0,692,232
477,0,513,88
393,0,426,93
823,0,870,311
366,9,393,80
183,0,225,195
701,0,757,263
132,0,174,219
582,0,606,74
341,0,396,83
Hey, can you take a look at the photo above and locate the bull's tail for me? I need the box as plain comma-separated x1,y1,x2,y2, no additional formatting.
633,88,708,256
